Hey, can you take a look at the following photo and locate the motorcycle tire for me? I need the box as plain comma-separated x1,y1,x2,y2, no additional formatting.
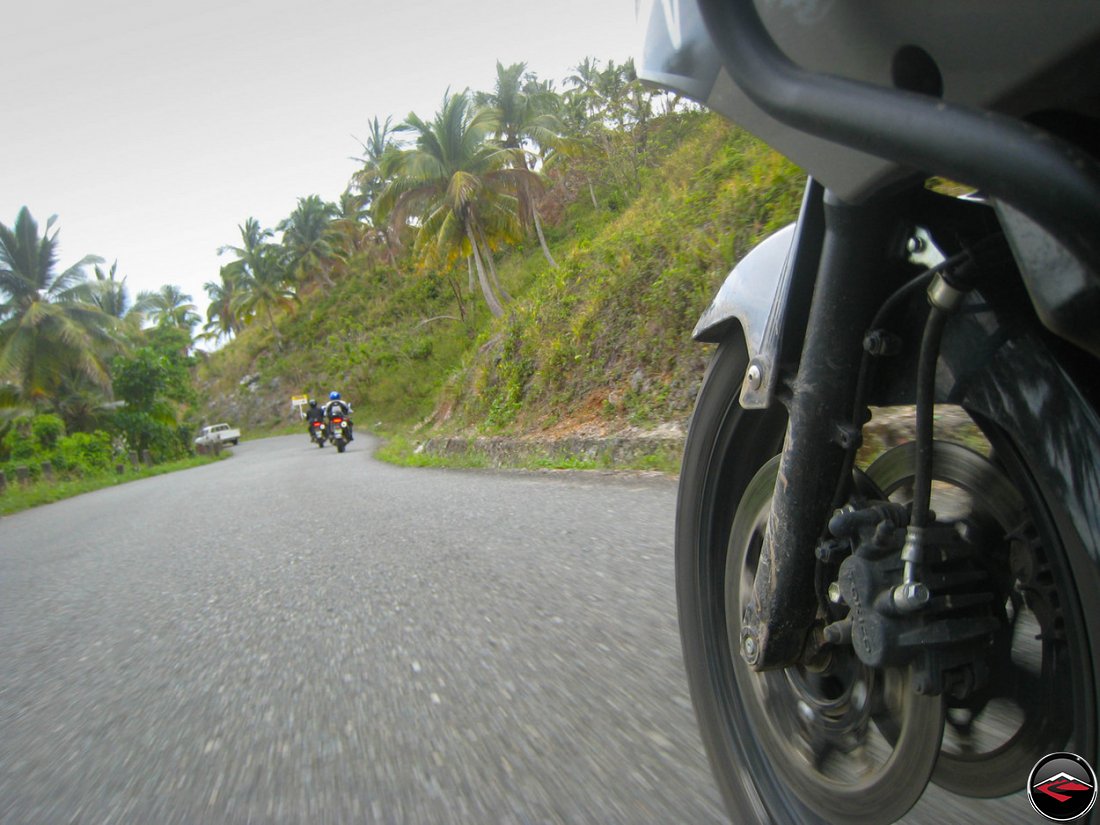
676,331,1096,824
337,441,346,453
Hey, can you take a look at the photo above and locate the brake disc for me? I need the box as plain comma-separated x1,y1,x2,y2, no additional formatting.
865,440,1071,797
725,455,945,824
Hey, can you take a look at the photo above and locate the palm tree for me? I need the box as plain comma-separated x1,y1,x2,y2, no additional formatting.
352,115,398,210
230,244,295,343
567,57,639,130
565,57,604,122
89,261,129,319
0,207,114,407
90,260,154,336
349,118,405,264
218,218,295,343
201,268,245,344
52,363,115,433
140,284,201,333
278,195,338,287
596,58,633,130
218,217,274,274
564,57,659,200
563,57,619,208
476,61,564,268
380,91,537,317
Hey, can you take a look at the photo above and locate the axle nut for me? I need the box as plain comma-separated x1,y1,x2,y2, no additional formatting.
740,628,760,666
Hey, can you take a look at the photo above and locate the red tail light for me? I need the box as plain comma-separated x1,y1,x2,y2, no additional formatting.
333,417,343,424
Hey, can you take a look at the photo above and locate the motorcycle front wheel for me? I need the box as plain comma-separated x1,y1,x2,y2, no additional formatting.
676,334,1096,824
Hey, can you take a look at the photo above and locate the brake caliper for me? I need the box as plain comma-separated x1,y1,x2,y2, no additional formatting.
819,501,1003,698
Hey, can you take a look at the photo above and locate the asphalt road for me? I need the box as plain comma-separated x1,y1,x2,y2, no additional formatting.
0,435,727,824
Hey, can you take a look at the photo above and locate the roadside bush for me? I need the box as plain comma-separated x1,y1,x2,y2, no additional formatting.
56,431,115,476
2,420,36,462
112,410,191,462
31,414,66,450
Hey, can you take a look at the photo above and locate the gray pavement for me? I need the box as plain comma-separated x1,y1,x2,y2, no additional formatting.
0,435,726,824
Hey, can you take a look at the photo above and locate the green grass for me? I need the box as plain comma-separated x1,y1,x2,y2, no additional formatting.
521,454,601,471
373,433,491,469
0,453,229,517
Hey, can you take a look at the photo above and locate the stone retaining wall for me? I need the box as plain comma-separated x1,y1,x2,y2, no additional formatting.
420,431,685,469
418,406,980,472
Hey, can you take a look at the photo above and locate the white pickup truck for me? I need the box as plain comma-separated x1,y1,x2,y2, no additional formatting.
194,423,241,447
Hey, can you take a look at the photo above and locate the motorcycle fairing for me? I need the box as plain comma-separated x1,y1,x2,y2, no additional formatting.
636,0,1100,204
994,200,1100,358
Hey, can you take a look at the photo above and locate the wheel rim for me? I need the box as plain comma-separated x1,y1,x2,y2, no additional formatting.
724,455,945,824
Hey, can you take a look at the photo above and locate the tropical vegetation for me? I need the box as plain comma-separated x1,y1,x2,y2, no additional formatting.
0,209,200,490
194,57,804,451
3,54,806,497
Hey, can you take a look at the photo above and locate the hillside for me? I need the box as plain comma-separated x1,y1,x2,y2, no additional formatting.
194,112,805,452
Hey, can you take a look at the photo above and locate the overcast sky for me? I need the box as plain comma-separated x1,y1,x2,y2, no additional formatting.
4,0,640,326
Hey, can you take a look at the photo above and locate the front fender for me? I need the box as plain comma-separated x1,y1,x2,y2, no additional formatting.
693,223,793,409
693,178,824,408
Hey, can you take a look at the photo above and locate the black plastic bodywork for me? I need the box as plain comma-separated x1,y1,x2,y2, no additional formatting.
941,306,1100,755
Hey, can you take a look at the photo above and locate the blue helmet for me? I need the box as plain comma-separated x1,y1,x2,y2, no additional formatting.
329,391,341,400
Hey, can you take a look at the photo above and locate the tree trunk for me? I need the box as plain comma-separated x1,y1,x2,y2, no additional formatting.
467,225,504,317
265,304,283,347
532,206,558,268
444,272,468,325
477,228,512,304
519,176,558,269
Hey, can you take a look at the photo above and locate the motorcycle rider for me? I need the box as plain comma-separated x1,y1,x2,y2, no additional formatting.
304,398,325,441
323,391,354,441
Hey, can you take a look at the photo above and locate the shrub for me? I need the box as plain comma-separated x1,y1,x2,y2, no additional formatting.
31,414,66,450
112,410,190,462
56,431,115,476
2,422,36,462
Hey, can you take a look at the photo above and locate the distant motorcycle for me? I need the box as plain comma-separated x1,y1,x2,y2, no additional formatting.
308,419,327,448
327,414,350,453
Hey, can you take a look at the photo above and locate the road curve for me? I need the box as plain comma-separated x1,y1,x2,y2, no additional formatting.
0,435,726,824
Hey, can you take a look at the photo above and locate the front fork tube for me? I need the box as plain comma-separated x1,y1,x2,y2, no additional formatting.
740,194,903,670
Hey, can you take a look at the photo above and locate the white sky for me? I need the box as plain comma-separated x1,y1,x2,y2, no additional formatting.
3,0,640,325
